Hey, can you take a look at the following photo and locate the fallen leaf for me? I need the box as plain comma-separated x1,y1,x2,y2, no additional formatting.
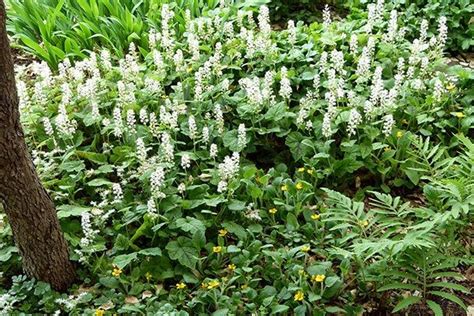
125,296,139,304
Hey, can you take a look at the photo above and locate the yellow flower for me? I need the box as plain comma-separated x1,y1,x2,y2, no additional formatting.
297,167,305,172
312,274,326,283
176,282,186,289
311,213,320,220
213,246,222,253
455,112,465,118
95,309,105,316
269,208,277,214
112,267,122,277
447,83,456,91
145,272,152,282
227,263,236,271
218,229,228,237
306,169,314,175
294,290,304,302
281,184,288,191
207,280,220,289
187,67,193,73
296,182,304,190
300,245,310,252
201,282,208,289
396,131,403,138
360,220,369,227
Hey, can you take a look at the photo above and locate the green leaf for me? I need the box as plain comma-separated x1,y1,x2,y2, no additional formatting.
76,151,108,164
228,200,246,211
427,282,470,293
165,237,198,269
87,178,113,187
393,296,421,313
113,253,137,269
0,246,17,262
176,217,205,234
426,300,443,316
271,305,289,314
57,205,90,218
138,248,162,256
286,213,299,230
429,291,467,310
212,309,229,316
378,283,420,292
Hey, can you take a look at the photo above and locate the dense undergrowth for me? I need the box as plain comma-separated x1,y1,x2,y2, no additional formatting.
1,0,473,315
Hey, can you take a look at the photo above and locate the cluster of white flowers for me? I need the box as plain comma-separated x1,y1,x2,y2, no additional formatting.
150,167,166,198
382,114,395,136
322,5,331,28
136,138,148,163
347,109,362,137
217,153,240,193
161,4,175,52
79,211,97,247
240,77,263,106
383,10,398,43
279,67,292,100
181,153,191,170
287,20,296,44
237,123,247,150
112,183,124,203
437,16,448,48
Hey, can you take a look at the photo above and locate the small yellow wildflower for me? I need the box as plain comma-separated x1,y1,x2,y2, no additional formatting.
306,169,314,175
201,282,208,289
145,272,152,282
213,246,222,253
294,290,304,301
112,267,122,278
281,184,288,191
396,131,403,138
207,280,220,289
95,309,105,316
311,213,320,220
312,274,326,283
218,229,228,237
455,112,465,118
297,167,305,172
296,182,304,190
300,245,310,252
360,220,369,227
187,67,193,73
269,208,277,214
227,263,236,271
176,282,186,289
447,83,456,91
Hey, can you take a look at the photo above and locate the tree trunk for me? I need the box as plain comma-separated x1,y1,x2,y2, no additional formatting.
0,0,75,291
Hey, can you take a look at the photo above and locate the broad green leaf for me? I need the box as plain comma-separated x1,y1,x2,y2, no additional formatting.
113,253,137,269
57,205,90,218
166,237,198,269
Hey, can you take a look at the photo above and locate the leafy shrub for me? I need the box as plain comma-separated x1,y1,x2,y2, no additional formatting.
1,1,473,314
345,0,474,52
6,0,230,68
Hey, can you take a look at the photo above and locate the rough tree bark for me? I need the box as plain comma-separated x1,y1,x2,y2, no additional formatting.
0,0,75,291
